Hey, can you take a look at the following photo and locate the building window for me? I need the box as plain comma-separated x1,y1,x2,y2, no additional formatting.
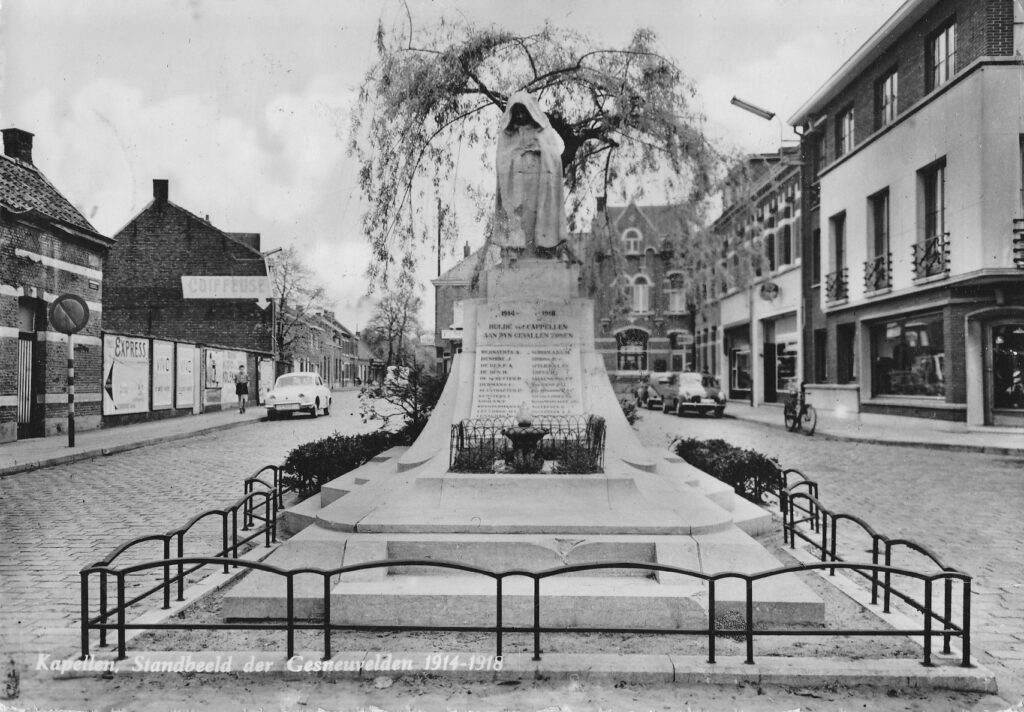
623,228,642,255
632,275,650,313
826,213,847,301
871,313,946,398
915,158,949,278
927,20,956,92
993,324,1024,411
811,229,821,285
836,106,854,158
664,273,686,313
765,232,776,272
730,349,751,393
875,69,898,129
779,224,793,267
865,189,890,291
812,132,826,179
616,328,648,372
814,328,828,382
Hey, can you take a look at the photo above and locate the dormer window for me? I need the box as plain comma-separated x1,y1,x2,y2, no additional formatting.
623,228,642,255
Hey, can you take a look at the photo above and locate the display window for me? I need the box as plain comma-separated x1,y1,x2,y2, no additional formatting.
871,313,945,397
992,324,1024,411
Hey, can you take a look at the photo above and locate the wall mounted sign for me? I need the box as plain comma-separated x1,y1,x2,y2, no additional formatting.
760,282,780,300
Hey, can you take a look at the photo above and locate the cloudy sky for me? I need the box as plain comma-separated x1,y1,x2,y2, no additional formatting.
0,0,904,331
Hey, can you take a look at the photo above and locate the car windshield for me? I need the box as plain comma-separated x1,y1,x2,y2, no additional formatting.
702,376,720,389
276,375,314,388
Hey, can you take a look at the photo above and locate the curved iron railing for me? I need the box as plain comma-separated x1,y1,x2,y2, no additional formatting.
80,556,972,669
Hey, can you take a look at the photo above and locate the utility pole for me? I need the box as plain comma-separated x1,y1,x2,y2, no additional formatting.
437,197,442,277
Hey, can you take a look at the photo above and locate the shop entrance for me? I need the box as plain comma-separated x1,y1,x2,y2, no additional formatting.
990,322,1024,426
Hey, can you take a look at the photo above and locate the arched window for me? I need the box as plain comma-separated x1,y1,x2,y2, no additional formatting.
632,275,650,313
616,328,649,372
623,228,642,254
664,273,686,313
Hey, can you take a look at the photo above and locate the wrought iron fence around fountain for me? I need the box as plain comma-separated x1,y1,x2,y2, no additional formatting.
448,414,606,473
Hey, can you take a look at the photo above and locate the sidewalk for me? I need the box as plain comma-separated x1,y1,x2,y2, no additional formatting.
0,407,266,477
725,401,1024,456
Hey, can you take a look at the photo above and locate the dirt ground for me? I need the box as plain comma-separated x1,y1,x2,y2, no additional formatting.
7,531,1020,712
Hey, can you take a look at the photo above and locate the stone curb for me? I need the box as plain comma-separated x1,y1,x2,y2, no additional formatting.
0,417,267,478
45,651,997,693
722,414,1024,457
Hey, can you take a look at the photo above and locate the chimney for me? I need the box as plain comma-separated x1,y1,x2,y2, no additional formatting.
153,179,169,204
596,196,607,212
463,242,470,258
2,128,34,164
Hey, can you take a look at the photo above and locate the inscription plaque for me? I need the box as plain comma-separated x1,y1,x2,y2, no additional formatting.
470,301,584,419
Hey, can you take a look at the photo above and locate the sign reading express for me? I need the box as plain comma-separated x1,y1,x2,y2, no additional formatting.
470,302,583,419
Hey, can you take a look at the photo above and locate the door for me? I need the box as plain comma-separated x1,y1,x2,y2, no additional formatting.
990,322,1024,426
16,300,39,439
763,342,777,402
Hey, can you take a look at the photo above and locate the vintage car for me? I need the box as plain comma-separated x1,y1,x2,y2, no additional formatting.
664,371,726,418
265,372,332,419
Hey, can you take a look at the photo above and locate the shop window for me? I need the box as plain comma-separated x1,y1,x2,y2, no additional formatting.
776,340,799,393
616,329,648,372
992,324,1024,410
730,349,751,393
871,313,945,397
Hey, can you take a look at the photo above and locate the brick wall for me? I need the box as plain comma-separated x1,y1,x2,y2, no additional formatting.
105,198,272,352
819,0,1012,163
0,216,107,442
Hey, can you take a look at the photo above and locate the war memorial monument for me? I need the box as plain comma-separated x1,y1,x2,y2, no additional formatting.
224,91,822,631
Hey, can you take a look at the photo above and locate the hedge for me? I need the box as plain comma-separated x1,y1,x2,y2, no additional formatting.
671,437,783,504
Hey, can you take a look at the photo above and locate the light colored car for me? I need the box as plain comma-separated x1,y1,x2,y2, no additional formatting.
636,372,676,411
265,372,332,419
666,372,726,418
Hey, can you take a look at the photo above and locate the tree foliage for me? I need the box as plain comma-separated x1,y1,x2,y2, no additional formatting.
350,13,722,285
268,247,331,365
361,286,423,366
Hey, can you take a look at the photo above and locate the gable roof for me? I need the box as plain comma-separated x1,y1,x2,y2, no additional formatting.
0,153,109,243
605,203,688,238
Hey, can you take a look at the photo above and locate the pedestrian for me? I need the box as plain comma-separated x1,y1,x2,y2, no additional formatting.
234,364,249,413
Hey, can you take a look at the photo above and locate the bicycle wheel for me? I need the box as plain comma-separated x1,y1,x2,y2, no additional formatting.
784,406,798,432
801,404,817,435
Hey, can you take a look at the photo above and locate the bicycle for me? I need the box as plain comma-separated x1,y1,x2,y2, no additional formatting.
783,382,817,435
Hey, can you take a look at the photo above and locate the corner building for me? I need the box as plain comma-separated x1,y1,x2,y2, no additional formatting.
790,0,1024,427
0,128,114,443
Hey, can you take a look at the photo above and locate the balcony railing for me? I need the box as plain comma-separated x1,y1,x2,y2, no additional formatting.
1013,219,1024,270
825,268,848,302
863,252,891,293
912,233,950,280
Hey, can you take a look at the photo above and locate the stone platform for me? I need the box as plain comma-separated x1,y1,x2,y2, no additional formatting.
224,259,822,628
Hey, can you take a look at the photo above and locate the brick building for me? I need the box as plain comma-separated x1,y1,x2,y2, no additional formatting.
705,150,804,404
789,0,1024,427
286,309,359,388
0,128,114,442
585,200,695,394
103,179,274,423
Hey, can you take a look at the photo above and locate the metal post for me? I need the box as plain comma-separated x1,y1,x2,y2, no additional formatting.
943,577,953,655
745,578,754,664
707,579,716,664
923,579,933,666
286,575,295,660
495,578,503,659
961,579,972,668
80,571,89,659
532,578,541,662
116,573,126,660
322,575,331,661
67,334,75,447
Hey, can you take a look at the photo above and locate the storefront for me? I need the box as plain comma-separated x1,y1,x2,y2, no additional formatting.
762,312,799,402
966,306,1024,428
724,324,751,400
616,328,649,373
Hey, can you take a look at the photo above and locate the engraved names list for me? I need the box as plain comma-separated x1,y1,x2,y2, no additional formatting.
470,302,584,419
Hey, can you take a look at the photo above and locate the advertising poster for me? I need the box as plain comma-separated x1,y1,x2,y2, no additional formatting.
258,358,275,405
152,340,174,410
205,348,248,407
102,334,150,415
176,344,195,409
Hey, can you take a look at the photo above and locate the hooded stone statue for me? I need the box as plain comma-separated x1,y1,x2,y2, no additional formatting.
494,91,569,260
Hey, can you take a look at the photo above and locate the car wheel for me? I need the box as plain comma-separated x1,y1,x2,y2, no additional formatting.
324,399,331,416
267,411,278,421
661,401,672,414
713,407,724,418
310,399,319,418
675,400,685,417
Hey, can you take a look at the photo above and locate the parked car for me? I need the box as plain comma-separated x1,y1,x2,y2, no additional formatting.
635,372,677,411
265,372,332,419
664,372,726,418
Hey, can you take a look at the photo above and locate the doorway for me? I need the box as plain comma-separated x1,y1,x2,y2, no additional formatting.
16,299,41,439
990,322,1024,426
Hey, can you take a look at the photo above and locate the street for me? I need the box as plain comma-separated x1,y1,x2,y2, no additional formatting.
0,394,1022,708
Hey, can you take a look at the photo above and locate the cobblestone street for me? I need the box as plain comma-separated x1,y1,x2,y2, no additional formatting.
634,406,1024,703
0,392,376,663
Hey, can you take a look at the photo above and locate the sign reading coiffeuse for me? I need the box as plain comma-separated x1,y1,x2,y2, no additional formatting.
470,301,584,419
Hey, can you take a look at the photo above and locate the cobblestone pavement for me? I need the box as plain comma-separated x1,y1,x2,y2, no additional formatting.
634,407,1024,704
0,392,378,663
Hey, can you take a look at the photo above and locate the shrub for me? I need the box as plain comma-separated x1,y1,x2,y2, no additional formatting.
281,429,399,496
359,362,447,437
619,398,640,425
671,437,783,504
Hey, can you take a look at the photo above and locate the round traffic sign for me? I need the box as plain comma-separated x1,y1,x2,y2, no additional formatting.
49,293,90,334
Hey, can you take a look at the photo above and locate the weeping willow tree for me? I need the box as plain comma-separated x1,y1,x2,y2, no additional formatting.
349,11,727,287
